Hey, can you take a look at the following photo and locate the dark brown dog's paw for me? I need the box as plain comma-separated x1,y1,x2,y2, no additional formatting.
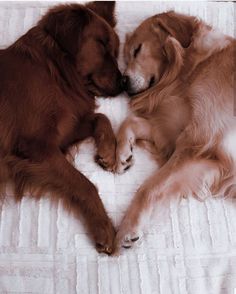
95,242,113,255
95,137,116,172
95,154,114,171
93,220,116,255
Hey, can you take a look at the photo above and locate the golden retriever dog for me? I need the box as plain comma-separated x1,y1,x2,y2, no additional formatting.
113,11,236,249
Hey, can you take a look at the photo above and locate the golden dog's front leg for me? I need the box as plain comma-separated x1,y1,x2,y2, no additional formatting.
116,115,152,173
115,182,154,249
115,156,222,251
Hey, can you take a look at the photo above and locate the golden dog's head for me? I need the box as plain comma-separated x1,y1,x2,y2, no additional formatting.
123,11,196,95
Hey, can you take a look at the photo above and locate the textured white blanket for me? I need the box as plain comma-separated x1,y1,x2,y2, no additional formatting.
0,1,236,293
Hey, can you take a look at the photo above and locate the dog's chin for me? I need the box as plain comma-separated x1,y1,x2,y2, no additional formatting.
88,84,122,98
87,86,110,98
127,76,157,97
126,85,153,97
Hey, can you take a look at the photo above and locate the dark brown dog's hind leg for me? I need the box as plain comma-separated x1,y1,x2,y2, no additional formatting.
8,150,115,254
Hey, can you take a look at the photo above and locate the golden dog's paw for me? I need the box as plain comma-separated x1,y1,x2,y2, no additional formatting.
116,141,134,174
120,232,143,249
115,223,143,251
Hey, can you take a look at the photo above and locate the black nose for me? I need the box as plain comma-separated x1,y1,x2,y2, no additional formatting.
121,75,129,91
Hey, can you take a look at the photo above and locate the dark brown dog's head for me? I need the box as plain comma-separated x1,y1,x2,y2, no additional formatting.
39,1,123,97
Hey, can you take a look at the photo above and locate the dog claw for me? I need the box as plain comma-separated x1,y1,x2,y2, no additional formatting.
131,236,139,242
124,165,131,171
96,243,113,255
95,154,115,172
118,231,143,250
116,143,134,173
105,247,112,254
122,245,132,249
126,155,133,162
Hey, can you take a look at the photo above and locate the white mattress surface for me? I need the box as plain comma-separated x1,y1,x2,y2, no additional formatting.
0,1,236,293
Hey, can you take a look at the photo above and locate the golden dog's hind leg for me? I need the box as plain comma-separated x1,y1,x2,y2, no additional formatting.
116,115,152,173
115,155,222,250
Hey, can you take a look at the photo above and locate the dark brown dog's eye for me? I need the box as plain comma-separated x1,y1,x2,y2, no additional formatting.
133,44,142,58
98,39,106,49
87,74,93,82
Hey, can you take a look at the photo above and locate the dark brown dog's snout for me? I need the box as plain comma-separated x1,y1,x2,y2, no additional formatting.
121,75,129,92
112,70,125,95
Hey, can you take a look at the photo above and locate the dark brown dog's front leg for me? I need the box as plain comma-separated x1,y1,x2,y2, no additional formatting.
10,151,116,254
59,113,116,171
91,113,116,171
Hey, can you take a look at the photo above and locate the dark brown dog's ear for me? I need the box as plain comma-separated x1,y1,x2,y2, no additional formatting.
154,11,197,48
39,5,89,56
86,1,116,27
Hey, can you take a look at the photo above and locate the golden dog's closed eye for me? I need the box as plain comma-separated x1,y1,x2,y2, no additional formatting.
98,39,107,48
133,43,142,57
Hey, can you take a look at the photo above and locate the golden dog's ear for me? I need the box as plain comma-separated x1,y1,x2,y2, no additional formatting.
125,32,132,42
154,11,197,48
131,36,184,114
161,36,184,83
162,36,183,63
86,1,116,27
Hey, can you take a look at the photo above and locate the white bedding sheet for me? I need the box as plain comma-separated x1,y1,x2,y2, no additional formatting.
0,1,236,293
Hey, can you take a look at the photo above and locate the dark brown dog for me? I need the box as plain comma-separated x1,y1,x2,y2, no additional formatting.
0,2,123,254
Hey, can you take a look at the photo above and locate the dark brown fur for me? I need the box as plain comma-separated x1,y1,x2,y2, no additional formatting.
0,2,123,254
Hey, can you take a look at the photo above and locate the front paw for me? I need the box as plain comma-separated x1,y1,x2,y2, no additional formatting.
115,223,143,250
93,220,116,255
116,141,134,174
95,137,116,172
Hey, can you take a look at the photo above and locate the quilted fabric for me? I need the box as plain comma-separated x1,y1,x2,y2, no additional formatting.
0,1,236,293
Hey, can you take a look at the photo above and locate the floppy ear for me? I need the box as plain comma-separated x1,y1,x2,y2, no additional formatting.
154,11,197,48
125,32,132,42
40,5,89,56
86,1,116,27
161,36,184,82
131,36,184,115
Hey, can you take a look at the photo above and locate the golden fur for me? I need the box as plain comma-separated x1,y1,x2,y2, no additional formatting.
113,11,236,250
